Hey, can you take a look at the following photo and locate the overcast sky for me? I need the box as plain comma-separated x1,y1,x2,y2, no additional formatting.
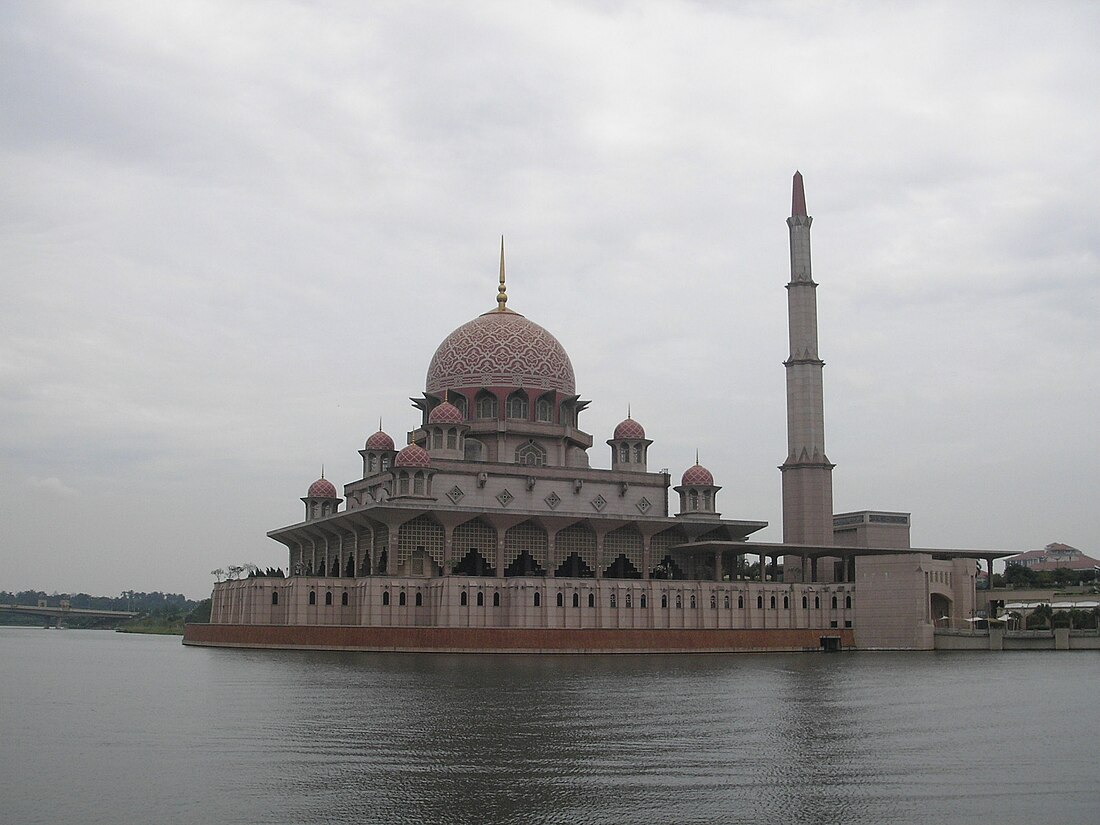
2,1,1097,599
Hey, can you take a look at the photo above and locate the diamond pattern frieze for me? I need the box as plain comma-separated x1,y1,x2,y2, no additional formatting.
497,488,514,507
590,493,607,512
544,491,561,510
447,485,465,504
636,496,651,514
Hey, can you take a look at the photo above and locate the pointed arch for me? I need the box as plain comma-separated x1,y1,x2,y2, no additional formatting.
396,515,444,574
506,389,529,420
452,517,497,577
554,522,597,578
603,525,643,579
504,520,548,577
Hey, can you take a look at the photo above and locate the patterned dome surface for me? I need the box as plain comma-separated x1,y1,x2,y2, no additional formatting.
426,309,575,395
613,417,646,440
681,464,714,486
365,430,395,451
395,444,432,468
428,401,465,425
307,477,338,498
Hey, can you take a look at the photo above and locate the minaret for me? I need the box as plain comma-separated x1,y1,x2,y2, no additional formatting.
780,171,835,582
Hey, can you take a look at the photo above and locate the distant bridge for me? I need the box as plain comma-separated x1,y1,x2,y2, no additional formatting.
0,603,140,628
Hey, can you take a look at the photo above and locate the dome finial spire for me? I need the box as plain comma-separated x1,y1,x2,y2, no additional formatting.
695,448,700,465
627,403,631,419
496,235,508,311
321,463,325,479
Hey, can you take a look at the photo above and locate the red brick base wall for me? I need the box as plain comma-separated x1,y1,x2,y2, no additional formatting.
183,623,855,653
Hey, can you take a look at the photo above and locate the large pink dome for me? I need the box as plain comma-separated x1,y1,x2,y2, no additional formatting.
426,309,575,395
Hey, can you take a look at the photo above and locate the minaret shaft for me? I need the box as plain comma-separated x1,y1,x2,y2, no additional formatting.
780,173,835,567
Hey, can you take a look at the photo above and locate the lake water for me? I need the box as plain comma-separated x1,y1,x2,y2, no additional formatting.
0,627,1096,824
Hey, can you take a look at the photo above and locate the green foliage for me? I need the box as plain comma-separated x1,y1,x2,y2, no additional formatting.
185,599,211,624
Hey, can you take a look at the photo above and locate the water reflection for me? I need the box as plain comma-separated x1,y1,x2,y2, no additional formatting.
1,630,1096,825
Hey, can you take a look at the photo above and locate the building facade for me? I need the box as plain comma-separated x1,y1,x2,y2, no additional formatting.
191,175,996,653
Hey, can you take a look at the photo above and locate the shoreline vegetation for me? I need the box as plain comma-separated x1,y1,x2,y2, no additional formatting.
1,589,211,633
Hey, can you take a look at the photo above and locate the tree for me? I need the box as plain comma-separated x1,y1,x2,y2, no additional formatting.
1026,603,1053,630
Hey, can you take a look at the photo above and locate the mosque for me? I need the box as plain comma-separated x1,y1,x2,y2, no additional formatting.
184,174,1010,653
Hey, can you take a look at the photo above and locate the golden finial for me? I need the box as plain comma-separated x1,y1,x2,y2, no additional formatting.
497,235,508,311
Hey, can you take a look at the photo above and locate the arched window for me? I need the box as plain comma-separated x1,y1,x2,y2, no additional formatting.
399,591,406,606
676,594,683,609
271,591,279,605
661,594,668,609
738,595,744,609
640,594,647,609
556,592,564,607
572,592,580,608
845,595,852,609
476,393,497,420
398,473,409,495
381,456,391,472
626,593,632,608
619,444,630,463
447,428,457,449
703,490,712,509
783,595,789,609
710,594,717,609
415,592,422,607
493,592,500,607
460,591,468,606
689,490,699,510
477,591,484,607
770,595,776,609
325,591,333,606
757,595,763,609
802,596,808,609
536,397,553,422
432,429,442,449
413,472,425,495
588,593,595,608
451,395,467,419
533,592,541,607
341,591,349,606
515,441,546,467
633,444,643,463
690,594,697,609
610,593,617,609
507,391,529,420
815,596,820,609
724,595,730,609
368,455,378,474
382,591,390,606
832,596,838,609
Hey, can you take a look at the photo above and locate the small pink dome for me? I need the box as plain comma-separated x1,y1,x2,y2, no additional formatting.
428,401,464,425
365,430,395,451
613,417,646,440
308,477,338,498
395,444,432,469
681,464,714,487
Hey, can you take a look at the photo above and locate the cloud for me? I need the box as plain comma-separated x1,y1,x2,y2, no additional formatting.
27,476,79,497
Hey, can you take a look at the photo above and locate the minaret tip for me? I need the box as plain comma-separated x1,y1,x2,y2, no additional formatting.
792,171,807,217
496,236,508,311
